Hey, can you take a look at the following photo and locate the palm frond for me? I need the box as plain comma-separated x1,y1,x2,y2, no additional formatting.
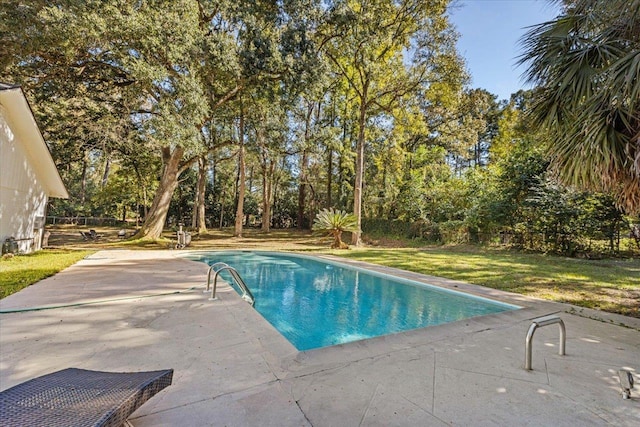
312,208,358,233
519,0,640,213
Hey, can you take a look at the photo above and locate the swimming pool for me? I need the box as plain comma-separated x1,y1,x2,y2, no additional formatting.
188,251,519,351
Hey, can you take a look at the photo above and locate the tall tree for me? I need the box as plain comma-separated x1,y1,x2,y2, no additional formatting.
234,102,247,237
123,2,212,238
0,1,144,217
519,0,640,214
192,155,208,233
1,1,214,237
320,0,464,245
245,93,291,232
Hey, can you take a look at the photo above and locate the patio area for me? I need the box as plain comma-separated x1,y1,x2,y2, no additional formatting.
1,250,638,426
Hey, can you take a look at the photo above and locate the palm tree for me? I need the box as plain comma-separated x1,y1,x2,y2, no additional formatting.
518,0,640,214
312,208,358,249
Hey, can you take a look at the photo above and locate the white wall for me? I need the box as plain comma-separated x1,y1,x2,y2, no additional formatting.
0,106,48,253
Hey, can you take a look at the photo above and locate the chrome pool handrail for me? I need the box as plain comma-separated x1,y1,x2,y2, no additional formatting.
525,314,566,370
207,264,255,306
204,263,230,293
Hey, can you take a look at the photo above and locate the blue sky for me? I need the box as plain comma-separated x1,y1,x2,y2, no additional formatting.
450,0,561,101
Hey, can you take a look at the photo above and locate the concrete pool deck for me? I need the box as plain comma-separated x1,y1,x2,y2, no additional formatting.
0,250,638,426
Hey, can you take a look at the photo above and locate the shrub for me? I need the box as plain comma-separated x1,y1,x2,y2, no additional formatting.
312,208,358,249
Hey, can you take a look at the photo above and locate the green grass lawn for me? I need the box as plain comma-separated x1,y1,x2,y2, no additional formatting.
331,246,640,317
0,249,94,299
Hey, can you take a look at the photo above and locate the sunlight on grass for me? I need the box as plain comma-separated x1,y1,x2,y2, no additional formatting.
0,249,94,299
109,238,173,249
333,247,640,317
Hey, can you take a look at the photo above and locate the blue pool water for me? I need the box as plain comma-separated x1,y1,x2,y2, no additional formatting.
188,251,519,351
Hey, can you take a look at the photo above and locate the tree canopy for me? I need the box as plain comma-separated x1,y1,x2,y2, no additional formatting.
0,0,635,256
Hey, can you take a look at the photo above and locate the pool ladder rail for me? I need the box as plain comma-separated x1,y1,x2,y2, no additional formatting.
525,314,565,370
205,263,255,306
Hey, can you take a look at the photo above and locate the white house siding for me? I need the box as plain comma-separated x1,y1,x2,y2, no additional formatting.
0,106,49,253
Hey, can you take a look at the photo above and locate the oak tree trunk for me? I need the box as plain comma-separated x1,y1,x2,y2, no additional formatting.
80,152,87,204
135,146,184,239
194,155,207,233
351,89,368,246
234,109,245,237
326,148,332,208
298,104,313,229
297,148,309,229
261,161,274,232
101,155,111,188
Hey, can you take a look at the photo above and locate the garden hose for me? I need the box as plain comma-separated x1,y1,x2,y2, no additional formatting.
0,285,201,314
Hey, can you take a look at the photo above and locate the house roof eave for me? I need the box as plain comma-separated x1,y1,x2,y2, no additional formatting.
0,84,69,199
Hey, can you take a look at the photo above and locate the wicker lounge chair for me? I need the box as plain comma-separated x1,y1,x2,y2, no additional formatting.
0,368,173,427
